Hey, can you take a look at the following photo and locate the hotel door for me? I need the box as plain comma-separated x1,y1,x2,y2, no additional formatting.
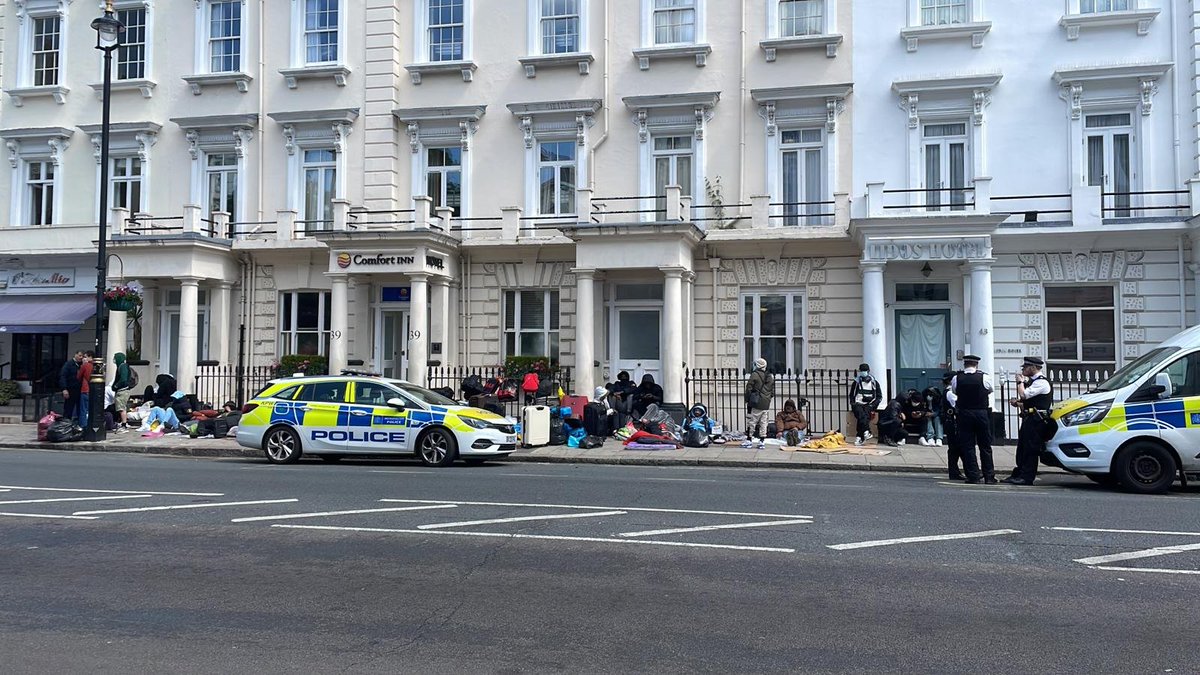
380,310,410,379
895,309,951,394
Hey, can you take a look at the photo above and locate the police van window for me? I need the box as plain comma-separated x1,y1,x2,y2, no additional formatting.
1096,346,1180,392
271,385,300,400
296,382,346,403
1155,353,1200,399
354,383,396,406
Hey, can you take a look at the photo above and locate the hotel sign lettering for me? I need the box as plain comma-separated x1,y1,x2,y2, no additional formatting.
331,250,451,275
865,237,990,262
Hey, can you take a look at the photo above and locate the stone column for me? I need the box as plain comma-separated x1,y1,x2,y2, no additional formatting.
105,310,127,386
968,258,997,396
141,285,157,369
329,274,350,376
407,273,430,386
663,268,686,406
430,278,450,366
209,282,233,365
178,278,200,392
574,268,597,396
860,261,887,383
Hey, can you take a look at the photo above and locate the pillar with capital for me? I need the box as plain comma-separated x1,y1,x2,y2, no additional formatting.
329,274,349,376
968,258,996,385
430,278,451,367
860,261,887,382
140,284,157,369
574,268,597,396
209,281,233,365
407,273,430,386
178,278,201,392
105,310,127,386
663,267,686,406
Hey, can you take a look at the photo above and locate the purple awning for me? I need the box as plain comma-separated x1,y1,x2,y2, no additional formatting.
0,295,97,333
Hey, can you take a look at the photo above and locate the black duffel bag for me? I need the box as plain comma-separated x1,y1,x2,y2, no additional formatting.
45,418,84,443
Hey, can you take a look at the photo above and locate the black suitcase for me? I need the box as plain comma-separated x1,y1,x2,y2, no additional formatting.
583,402,610,437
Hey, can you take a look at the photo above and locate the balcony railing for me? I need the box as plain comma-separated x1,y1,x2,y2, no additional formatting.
1101,188,1189,220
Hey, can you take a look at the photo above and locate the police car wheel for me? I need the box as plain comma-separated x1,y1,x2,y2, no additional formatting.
264,426,302,464
418,428,458,467
1113,441,1176,495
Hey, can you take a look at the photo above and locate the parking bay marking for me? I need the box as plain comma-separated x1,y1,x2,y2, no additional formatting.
1074,542,1200,566
272,524,797,554
828,529,1022,551
418,510,626,530
0,512,99,520
0,495,153,506
74,499,299,516
1050,526,1200,537
619,519,814,538
231,504,458,523
1091,566,1200,576
378,499,810,520
0,485,224,497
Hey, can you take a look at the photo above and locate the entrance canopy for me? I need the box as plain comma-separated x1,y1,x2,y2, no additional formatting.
0,295,96,333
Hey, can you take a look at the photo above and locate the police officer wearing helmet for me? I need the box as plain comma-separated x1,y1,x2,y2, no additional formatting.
950,354,995,484
1006,356,1053,485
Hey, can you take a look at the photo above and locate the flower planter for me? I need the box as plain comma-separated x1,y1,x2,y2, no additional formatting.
105,298,137,312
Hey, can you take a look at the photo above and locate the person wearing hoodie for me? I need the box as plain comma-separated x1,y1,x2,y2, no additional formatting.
111,353,134,429
775,399,808,445
848,363,882,446
632,374,663,418
745,358,775,446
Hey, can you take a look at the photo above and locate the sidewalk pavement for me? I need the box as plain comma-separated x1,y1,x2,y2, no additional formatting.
0,423,1039,474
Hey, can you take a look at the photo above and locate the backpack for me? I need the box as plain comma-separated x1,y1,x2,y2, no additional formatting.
461,374,484,397
120,366,139,392
522,372,540,393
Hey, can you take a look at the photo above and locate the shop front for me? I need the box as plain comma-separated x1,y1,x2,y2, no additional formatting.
0,266,96,394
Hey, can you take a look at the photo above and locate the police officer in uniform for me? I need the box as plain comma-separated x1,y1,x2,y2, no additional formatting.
940,371,965,480
1005,356,1053,486
950,354,995,484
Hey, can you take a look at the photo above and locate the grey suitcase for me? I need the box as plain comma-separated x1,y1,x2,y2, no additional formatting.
521,405,551,447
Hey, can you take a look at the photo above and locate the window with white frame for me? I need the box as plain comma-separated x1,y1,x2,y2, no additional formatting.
538,141,576,216
279,291,332,356
301,149,336,229
539,0,581,54
742,291,804,373
116,7,147,80
25,160,55,225
428,0,465,61
304,0,339,65
652,0,696,45
652,136,692,215
110,157,144,213
32,15,61,86
1045,286,1116,373
920,0,967,26
426,147,463,218
922,122,970,211
1085,112,1134,218
208,0,242,73
780,0,824,37
1080,0,1128,12
503,290,561,360
780,128,825,226
205,152,238,219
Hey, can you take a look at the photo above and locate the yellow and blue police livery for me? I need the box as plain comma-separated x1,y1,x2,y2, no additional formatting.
1046,325,1200,494
236,375,518,467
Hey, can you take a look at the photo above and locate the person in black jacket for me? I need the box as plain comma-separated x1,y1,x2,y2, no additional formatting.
607,371,638,426
58,351,84,422
848,363,882,446
632,374,663,418
876,396,908,447
950,354,995,484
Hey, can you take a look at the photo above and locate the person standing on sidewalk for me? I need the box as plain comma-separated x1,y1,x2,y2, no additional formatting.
848,363,882,446
940,371,965,480
59,350,83,422
1005,356,1053,486
77,351,95,430
744,358,774,447
950,354,995,484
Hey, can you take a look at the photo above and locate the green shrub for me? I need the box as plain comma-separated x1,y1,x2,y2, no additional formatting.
278,354,329,377
503,356,556,379
0,380,19,406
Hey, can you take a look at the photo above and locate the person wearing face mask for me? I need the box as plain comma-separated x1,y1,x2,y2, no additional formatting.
848,363,882,446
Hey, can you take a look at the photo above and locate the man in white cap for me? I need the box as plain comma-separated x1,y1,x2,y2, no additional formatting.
950,354,995,484
745,358,775,448
1006,356,1053,485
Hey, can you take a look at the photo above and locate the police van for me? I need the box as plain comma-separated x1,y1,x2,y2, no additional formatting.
1046,325,1200,494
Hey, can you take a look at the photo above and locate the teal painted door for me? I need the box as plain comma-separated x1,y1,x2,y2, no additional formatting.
895,309,951,395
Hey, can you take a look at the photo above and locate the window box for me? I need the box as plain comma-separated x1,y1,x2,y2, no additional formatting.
5,85,68,107
181,72,252,96
759,34,842,61
518,52,595,78
89,78,156,99
404,60,478,84
278,64,350,90
1059,9,1159,40
631,44,712,71
899,21,991,52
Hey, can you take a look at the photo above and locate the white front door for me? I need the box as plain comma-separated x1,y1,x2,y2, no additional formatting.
379,310,410,379
613,307,662,384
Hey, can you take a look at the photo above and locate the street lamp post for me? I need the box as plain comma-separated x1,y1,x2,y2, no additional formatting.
85,3,125,442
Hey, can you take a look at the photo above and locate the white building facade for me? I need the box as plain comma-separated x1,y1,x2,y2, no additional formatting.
1,0,1198,421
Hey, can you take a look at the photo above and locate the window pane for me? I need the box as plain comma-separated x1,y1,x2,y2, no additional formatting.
619,310,661,359
895,283,951,302
1081,310,1116,363
539,166,556,214
549,291,560,329
1047,312,1079,362
558,165,575,214
761,338,787,373
780,0,823,37
282,293,293,330
520,290,545,329
1086,136,1105,188
1085,113,1131,129
297,292,320,329
761,295,786,336
296,333,320,356
519,332,546,357
504,291,516,330
1045,286,1114,308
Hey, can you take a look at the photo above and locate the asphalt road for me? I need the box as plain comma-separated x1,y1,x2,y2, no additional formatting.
2,449,1199,674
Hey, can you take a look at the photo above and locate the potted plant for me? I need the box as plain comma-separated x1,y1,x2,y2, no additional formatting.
103,281,143,313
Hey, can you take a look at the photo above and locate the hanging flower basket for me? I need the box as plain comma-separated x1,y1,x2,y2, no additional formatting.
103,282,142,312
105,297,137,312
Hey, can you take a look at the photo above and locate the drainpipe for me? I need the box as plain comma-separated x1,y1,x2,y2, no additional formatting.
1180,234,1188,329
461,253,471,367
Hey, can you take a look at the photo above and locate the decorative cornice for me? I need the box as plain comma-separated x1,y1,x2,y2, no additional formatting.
1051,62,1172,86
891,73,1002,95
622,92,720,111
506,99,602,117
267,108,360,126
170,113,259,132
394,105,487,123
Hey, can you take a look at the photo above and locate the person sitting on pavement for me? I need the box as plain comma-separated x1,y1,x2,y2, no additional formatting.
848,363,882,446
901,389,936,445
190,401,242,439
632,374,663,419
775,399,808,446
876,395,908,447
606,371,637,425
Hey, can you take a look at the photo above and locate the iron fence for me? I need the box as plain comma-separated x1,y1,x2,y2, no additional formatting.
997,367,1110,441
194,364,278,408
427,365,574,419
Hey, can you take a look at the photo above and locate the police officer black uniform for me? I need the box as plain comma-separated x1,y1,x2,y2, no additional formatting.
1005,356,1053,486
939,371,965,480
950,354,995,484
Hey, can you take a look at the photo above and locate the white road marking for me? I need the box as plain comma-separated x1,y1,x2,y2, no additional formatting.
74,499,299,515
1050,526,1200,537
0,485,224,497
272,524,797,553
1093,566,1200,576
379,499,809,519
619,519,813,538
0,495,153,506
231,504,458,523
1074,542,1200,566
367,470,435,475
417,510,626,530
828,529,1022,551
0,512,99,520
0,489,9,492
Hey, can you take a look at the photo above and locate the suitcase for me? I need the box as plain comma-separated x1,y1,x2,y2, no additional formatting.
583,402,610,437
561,395,589,419
521,405,551,448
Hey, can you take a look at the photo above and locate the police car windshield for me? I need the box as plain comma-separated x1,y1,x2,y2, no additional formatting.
1094,346,1180,392
393,383,457,407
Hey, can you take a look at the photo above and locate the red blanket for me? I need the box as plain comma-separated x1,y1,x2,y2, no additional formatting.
623,430,681,448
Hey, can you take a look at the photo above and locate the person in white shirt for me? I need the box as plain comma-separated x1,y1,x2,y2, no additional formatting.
1005,356,1054,485
949,354,995,484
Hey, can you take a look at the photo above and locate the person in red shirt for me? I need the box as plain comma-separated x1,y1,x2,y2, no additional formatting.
77,351,95,429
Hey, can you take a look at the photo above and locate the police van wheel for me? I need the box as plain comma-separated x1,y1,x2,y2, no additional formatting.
264,426,302,464
418,428,458,467
1113,442,1176,495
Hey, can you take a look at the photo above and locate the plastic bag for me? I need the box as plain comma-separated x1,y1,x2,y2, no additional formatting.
45,418,83,443
639,404,681,441
38,411,61,442
682,427,711,448
581,435,605,449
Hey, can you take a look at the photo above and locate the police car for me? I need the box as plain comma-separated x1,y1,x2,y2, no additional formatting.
236,375,518,467
1046,325,1200,494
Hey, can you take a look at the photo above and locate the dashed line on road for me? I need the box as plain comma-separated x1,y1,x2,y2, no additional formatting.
1074,542,1200,566
378,498,810,519
0,512,99,520
418,510,626,530
1092,566,1200,576
231,504,458,523
271,524,797,553
827,529,1022,551
619,519,814,538
74,498,299,515
0,485,224,497
0,495,153,506
1050,526,1200,537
